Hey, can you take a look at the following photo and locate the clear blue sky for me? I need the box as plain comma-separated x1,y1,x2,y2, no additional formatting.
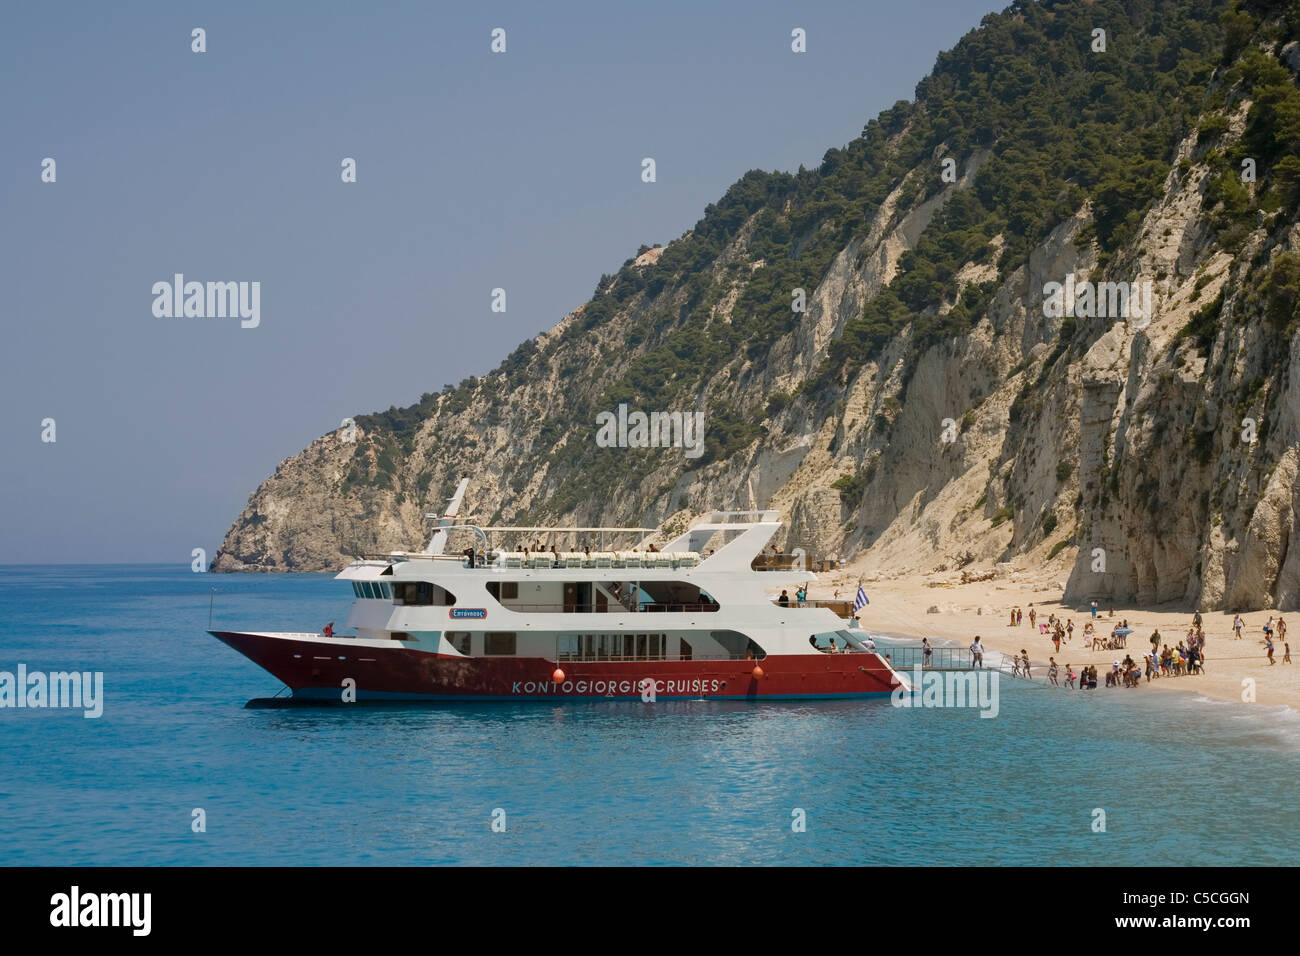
0,0,1000,564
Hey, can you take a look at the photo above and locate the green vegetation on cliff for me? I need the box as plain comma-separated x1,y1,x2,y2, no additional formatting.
339,0,1300,521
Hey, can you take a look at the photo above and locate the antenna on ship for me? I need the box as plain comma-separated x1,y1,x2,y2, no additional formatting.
423,476,470,555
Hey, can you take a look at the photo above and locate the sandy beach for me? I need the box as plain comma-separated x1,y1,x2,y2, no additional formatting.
799,571,1300,709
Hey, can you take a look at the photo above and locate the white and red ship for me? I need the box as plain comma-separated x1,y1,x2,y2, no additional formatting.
211,484,903,703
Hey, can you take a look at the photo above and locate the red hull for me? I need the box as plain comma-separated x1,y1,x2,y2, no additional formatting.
211,631,900,702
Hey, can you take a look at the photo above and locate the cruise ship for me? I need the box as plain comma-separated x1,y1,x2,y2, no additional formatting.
211,483,904,703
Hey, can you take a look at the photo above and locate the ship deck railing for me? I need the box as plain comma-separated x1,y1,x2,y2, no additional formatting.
555,652,751,663
774,598,855,615
499,602,722,614
877,644,1024,675
372,551,706,570
362,552,465,562
551,650,876,663
749,554,842,573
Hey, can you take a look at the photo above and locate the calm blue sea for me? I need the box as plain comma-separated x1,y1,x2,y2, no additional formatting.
1,564,1297,866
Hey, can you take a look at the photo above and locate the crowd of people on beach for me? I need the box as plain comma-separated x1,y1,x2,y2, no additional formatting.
1000,606,1293,690
1044,656,1146,689
816,580,1294,682
1256,614,1293,664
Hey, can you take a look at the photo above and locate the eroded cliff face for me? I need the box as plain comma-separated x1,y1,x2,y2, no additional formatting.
214,4,1300,611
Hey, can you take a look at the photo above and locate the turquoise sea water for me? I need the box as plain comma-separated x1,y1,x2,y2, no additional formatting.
1,564,1297,866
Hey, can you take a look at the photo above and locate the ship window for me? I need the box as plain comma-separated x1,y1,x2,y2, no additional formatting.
486,581,520,601
352,583,362,598
484,632,516,656
447,632,471,655
709,630,766,660
634,580,721,611
487,580,717,612
554,633,666,661
393,582,456,606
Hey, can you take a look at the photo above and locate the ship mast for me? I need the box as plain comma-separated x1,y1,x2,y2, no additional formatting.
423,477,469,555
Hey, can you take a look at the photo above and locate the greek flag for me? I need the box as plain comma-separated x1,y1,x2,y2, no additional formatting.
853,584,869,613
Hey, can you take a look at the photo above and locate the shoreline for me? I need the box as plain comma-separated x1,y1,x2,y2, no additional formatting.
801,573,1299,709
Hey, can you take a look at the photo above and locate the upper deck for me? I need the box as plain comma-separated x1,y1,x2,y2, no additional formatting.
337,510,813,584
